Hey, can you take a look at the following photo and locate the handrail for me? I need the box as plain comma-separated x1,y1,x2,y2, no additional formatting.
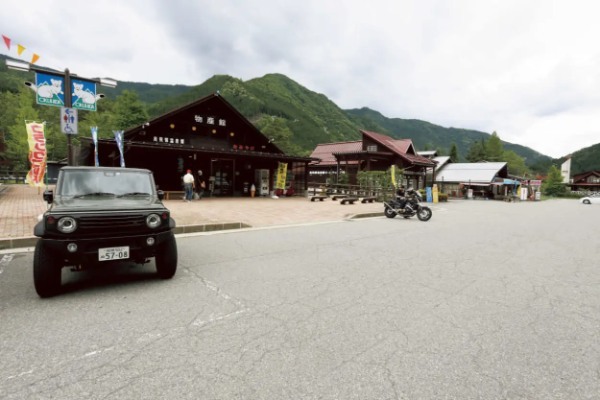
307,181,396,200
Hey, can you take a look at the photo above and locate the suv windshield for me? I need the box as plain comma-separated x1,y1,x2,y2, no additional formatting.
58,170,154,197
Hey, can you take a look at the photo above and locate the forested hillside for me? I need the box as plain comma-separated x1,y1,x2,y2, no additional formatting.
2,54,599,175
142,73,553,165
561,143,600,174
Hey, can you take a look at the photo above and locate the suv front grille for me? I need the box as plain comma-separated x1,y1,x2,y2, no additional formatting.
78,214,147,234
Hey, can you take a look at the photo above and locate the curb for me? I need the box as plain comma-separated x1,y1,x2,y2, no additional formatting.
0,213,382,251
0,236,39,251
0,222,251,251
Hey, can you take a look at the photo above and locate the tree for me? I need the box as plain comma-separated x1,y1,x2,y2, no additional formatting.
449,143,459,162
5,89,41,172
255,116,303,155
78,98,117,141
486,131,504,161
503,150,528,176
111,90,149,130
542,165,566,196
466,140,487,162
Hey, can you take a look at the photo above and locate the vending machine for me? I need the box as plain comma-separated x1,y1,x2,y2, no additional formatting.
255,169,270,196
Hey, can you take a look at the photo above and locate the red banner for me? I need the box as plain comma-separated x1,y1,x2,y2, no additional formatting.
25,122,47,187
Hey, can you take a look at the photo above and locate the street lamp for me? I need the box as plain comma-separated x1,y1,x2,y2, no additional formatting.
5,58,117,165
5,59,31,72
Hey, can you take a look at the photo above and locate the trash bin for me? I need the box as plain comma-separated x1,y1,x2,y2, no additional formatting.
535,191,541,201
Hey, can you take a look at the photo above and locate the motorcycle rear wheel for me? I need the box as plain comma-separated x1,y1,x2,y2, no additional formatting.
384,206,397,219
417,207,432,222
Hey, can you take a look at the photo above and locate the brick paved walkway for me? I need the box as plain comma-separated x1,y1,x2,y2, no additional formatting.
0,184,384,242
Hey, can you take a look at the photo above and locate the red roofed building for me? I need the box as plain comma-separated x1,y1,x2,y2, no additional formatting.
309,130,436,187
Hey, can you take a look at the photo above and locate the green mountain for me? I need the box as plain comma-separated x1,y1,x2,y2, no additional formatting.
147,73,555,168
345,107,554,169
146,73,361,153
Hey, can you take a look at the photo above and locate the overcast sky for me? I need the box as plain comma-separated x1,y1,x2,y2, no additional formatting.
3,0,599,158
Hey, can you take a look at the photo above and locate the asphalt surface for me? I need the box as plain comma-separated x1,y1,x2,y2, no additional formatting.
1,198,599,399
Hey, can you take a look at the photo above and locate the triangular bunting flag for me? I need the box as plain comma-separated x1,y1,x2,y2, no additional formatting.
17,44,25,55
2,35,10,50
30,53,40,64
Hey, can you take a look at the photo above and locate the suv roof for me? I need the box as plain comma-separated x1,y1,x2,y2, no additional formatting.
60,166,152,174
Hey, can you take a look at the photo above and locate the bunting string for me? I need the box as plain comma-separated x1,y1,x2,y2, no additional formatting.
2,34,40,64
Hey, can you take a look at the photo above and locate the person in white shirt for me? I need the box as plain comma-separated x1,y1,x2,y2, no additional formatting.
182,170,195,202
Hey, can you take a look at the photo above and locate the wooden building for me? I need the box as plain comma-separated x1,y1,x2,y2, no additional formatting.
309,130,436,187
78,93,314,196
567,170,600,193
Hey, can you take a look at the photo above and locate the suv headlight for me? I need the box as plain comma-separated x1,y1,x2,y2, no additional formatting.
57,217,77,233
146,213,162,229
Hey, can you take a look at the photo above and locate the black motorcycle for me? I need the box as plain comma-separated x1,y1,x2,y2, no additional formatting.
383,187,433,222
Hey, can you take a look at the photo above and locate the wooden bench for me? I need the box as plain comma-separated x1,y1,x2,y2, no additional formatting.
361,196,376,203
164,191,185,200
331,194,348,201
310,195,327,202
340,197,358,205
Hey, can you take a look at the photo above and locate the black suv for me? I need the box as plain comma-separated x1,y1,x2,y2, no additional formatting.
33,166,177,297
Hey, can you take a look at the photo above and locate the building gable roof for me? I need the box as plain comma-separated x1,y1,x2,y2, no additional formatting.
123,92,284,154
310,141,362,165
433,156,451,171
360,130,436,167
418,150,438,158
435,162,508,183
572,170,600,183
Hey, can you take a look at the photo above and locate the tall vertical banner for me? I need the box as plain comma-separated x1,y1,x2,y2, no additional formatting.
113,130,125,167
275,162,288,190
25,122,47,187
91,126,99,167
390,165,396,188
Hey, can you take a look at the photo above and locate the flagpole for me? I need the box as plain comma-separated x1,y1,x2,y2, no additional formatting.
64,69,73,165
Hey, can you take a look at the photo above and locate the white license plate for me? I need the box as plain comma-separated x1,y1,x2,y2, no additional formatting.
98,246,130,261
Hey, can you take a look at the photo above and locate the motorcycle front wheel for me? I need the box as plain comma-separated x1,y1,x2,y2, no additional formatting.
417,206,432,221
384,206,397,219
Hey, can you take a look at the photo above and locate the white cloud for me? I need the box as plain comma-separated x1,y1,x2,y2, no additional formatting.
2,0,600,158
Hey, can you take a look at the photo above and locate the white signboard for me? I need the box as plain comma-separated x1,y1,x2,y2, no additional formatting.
60,107,78,134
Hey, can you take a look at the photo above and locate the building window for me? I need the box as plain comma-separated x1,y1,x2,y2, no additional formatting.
367,145,377,152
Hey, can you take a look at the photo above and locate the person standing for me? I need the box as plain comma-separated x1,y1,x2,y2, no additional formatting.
197,179,206,199
196,170,205,199
182,169,195,202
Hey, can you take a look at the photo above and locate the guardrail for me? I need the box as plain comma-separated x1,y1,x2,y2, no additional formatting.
0,169,28,181
0,175,27,184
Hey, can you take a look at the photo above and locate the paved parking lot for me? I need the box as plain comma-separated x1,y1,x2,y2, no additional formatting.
1,194,599,398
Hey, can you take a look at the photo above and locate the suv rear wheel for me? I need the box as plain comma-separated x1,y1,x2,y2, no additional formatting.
156,234,177,279
33,241,62,297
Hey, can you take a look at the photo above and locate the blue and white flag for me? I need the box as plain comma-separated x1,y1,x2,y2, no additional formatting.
113,130,125,167
91,126,99,167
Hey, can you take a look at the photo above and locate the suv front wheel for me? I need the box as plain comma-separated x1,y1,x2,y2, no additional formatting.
156,234,177,279
33,241,62,297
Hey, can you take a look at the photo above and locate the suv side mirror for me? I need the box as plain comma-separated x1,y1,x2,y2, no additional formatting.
157,190,164,200
43,189,54,204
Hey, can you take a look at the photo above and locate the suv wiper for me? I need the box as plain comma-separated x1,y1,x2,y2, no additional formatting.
73,192,116,198
117,192,151,197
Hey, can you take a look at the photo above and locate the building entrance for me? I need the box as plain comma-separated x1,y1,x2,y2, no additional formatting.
209,158,234,196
